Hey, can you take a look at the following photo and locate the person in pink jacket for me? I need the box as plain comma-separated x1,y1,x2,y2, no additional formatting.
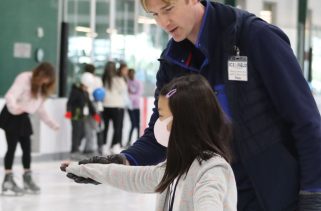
0,62,60,196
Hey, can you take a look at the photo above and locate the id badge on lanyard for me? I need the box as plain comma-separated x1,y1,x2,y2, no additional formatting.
228,46,248,81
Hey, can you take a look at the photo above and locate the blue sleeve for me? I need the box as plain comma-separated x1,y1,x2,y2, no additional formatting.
121,53,171,166
249,22,321,190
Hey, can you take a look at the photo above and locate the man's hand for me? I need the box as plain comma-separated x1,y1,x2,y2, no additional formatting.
61,154,128,185
64,111,72,119
92,113,101,123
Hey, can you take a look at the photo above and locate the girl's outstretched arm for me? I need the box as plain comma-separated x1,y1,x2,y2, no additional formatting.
66,162,164,193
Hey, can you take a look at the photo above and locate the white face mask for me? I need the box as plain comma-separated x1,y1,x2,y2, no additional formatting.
154,116,173,147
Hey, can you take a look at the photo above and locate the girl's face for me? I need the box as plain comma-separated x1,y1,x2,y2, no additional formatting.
158,96,173,130
121,67,129,77
40,77,50,86
128,70,135,80
34,76,50,88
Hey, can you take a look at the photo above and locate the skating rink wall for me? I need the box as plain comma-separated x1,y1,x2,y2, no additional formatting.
1,94,321,159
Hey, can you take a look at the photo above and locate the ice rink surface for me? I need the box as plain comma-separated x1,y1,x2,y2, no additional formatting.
0,161,156,211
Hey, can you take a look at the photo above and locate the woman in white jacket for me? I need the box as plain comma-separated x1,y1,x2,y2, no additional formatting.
101,61,128,154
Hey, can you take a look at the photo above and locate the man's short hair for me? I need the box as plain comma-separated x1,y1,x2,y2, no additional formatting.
140,0,175,11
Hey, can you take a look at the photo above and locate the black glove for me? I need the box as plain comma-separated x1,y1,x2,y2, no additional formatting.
298,191,321,211
65,154,127,185
78,154,127,165
66,172,101,185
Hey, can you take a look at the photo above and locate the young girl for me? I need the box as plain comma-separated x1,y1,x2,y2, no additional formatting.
0,62,60,195
64,74,237,210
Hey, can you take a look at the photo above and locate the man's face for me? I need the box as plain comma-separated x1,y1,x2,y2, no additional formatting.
146,0,198,42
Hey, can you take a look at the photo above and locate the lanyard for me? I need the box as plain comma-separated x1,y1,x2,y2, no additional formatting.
185,51,192,66
168,175,181,211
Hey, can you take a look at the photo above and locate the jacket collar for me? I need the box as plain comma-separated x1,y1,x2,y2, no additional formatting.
194,0,213,59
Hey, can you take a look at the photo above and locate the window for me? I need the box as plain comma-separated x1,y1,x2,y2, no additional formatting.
260,2,276,24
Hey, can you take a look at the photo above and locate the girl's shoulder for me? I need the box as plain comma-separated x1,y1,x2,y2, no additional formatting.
16,71,32,81
194,154,230,169
113,76,126,85
188,154,233,180
11,72,32,91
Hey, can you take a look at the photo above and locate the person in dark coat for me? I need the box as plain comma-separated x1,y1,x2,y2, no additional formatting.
65,73,100,157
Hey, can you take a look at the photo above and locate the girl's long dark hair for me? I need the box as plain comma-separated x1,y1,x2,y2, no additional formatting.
102,61,116,89
155,74,232,192
31,62,56,98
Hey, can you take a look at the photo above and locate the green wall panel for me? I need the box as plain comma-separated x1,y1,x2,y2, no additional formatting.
0,0,58,96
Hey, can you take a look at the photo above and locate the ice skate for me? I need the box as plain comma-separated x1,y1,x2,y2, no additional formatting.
23,171,40,194
1,173,24,196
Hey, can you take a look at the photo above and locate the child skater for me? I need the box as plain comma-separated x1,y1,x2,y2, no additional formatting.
65,72,100,158
62,74,237,210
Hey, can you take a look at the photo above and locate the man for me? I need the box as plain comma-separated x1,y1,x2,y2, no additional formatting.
65,0,321,210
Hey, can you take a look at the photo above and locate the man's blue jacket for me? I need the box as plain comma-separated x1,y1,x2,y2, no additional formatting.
122,1,321,210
